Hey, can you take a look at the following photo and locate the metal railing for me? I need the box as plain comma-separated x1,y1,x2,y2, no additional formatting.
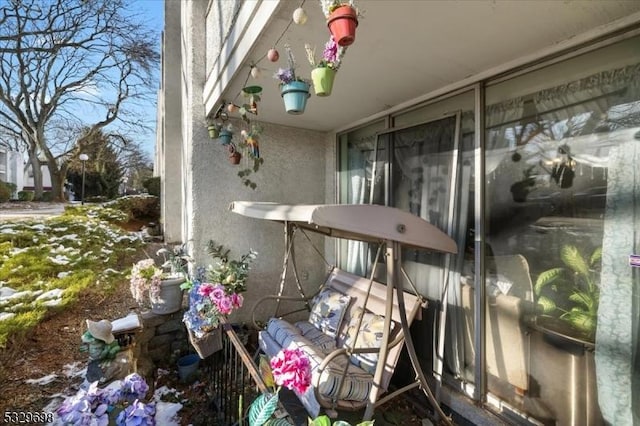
203,320,275,425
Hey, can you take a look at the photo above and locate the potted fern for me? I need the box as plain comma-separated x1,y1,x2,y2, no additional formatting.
534,244,601,342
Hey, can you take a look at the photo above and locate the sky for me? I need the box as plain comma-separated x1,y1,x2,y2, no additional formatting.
129,0,165,160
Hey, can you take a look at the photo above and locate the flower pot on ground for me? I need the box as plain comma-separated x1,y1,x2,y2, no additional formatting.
218,129,233,145
327,5,358,46
177,353,201,381
150,276,185,315
311,67,336,96
280,81,311,114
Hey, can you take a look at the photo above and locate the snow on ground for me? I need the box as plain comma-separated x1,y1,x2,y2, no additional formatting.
0,312,15,321
62,362,86,379
25,374,58,386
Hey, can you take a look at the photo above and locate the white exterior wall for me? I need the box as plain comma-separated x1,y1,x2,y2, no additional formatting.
170,0,330,324
160,0,183,244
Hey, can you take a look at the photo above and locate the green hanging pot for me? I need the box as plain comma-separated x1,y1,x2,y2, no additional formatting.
208,125,220,139
311,67,336,97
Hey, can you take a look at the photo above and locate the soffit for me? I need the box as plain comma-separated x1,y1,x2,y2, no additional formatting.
215,0,640,132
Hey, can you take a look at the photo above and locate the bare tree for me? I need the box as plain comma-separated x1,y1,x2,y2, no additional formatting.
0,0,159,200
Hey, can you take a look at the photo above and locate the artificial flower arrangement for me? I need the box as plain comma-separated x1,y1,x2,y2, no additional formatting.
56,373,154,425
273,44,309,87
305,36,346,72
129,246,191,307
318,0,357,17
318,0,360,47
182,241,257,338
304,36,347,96
247,348,373,426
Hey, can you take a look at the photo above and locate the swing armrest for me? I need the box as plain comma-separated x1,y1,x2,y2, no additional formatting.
251,294,315,330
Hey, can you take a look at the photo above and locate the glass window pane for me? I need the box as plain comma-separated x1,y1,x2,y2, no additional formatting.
485,35,640,424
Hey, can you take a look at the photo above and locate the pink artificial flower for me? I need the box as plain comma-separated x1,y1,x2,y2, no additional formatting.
270,348,311,394
231,293,243,309
197,283,216,298
216,296,233,315
210,285,226,301
322,36,339,64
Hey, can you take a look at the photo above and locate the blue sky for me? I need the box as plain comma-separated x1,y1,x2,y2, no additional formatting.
130,0,164,159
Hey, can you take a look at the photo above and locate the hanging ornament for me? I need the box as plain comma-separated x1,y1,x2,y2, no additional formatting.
267,48,279,62
250,66,262,79
227,103,238,113
292,7,307,25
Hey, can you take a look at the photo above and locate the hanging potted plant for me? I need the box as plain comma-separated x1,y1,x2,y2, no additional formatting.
320,0,359,47
207,121,222,139
305,36,346,97
218,123,234,145
274,44,310,115
228,143,242,165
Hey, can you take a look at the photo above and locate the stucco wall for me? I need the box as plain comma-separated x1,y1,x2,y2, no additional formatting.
188,119,329,324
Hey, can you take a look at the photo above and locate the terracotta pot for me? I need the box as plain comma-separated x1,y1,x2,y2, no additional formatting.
327,5,358,47
228,145,242,165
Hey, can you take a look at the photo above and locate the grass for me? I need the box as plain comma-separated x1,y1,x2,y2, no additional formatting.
0,205,144,348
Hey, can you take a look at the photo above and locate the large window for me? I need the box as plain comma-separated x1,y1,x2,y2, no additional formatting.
485,36,640,424
338,35,639,425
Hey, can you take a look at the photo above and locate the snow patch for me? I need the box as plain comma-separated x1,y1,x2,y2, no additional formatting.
36,289,64,301
0,312,16,321
25,373,57,386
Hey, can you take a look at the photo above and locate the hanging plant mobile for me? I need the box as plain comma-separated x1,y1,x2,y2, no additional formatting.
241,85,262,116
228,144,242,165
219,123,234,146
237,124,264,190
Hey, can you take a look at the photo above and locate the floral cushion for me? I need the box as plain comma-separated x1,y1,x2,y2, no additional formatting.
343,307,395,374
308,289,351,338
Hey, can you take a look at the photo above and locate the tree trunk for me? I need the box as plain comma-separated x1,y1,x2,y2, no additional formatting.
49,168,65,202
28,153,44,200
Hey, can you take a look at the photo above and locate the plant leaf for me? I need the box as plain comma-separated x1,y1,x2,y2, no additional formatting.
333,422,354,426
590,247,602,267
560,245,589,278
259,355,275,388
534,268,564,295
536,295,557,314
248,392,280,426
309,416,332,426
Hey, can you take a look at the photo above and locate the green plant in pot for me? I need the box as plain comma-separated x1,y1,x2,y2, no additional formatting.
535,244,601,341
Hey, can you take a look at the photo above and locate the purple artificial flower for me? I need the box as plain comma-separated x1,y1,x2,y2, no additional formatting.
322,37,339,64
116,400,156,426
121,373,149,401
274,68,295,85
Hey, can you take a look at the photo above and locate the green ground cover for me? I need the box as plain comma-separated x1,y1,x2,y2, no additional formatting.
0,204,145,348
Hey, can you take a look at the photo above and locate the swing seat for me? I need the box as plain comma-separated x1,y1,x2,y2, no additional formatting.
255,268,424,418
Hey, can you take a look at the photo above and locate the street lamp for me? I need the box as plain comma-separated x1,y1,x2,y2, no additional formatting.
79,153,89,205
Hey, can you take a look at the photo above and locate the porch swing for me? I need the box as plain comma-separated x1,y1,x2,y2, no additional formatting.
230,201,457,424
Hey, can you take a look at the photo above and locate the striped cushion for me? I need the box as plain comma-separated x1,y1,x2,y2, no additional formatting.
265,318,374,403
266,318,302,349
294,337,373,402
295,321,337,352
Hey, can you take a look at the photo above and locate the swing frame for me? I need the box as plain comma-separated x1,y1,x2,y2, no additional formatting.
230,201,457,423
